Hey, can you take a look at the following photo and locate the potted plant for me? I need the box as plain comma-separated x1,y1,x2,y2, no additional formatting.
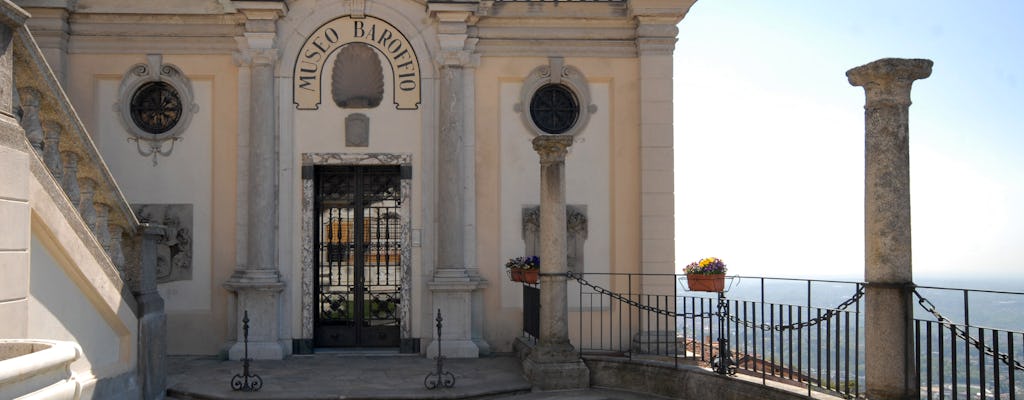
685,257,727,292
506,256,540,284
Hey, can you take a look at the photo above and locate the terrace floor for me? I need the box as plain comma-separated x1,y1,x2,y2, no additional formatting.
165,351,671,399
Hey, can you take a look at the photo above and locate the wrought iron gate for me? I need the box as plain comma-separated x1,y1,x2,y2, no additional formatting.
314,165,402,347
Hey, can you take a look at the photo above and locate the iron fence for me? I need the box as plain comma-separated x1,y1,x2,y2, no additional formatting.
516,273,1024,399
913,285,1024,399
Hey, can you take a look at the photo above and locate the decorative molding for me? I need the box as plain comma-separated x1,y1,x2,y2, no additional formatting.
293,16,421,110
345,113,370,147
113,54,199,166
331,44,384,109
522,205,588,274
515,57,596,137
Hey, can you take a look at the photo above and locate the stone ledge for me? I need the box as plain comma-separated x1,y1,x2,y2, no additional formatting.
585,355,844,400
0,339,81,400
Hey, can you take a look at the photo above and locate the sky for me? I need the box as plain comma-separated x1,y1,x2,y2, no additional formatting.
673,1,1024,281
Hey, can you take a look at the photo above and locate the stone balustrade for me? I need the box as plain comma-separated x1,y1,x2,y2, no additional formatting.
11,25,140,293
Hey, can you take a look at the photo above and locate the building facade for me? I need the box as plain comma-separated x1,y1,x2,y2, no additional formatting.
11,0,692,363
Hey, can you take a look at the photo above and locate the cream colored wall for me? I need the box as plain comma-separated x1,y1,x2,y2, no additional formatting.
66,54,239,355
288,48,425,340
26,169,138,391
28,235,120,375
475,57,642,351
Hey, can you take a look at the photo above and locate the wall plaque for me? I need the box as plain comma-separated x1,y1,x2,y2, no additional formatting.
294,16,421,110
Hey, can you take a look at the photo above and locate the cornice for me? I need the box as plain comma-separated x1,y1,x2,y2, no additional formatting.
485,1,627,19
476,39,635,58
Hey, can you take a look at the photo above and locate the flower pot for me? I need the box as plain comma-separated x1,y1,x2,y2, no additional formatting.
687,274,725,292
508,269,539,284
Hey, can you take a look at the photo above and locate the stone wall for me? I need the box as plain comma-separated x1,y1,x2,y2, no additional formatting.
585,356,842,400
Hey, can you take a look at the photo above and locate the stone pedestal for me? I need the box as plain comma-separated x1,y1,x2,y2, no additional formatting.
848,58,932,400
426,270,486,359
523,135,590,390
136,223,168,400
224,272,285,360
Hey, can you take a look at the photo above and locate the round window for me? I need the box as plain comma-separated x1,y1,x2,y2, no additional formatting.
130,81,183,135
529,84,579,135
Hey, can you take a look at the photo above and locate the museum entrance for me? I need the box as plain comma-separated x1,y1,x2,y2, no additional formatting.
313,165,402,348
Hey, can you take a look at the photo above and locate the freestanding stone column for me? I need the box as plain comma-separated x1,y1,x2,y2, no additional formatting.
223,3,287,360
523,135,589,390
847,58,932,400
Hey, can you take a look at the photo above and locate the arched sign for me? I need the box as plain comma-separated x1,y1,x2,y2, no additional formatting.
293,16,421,110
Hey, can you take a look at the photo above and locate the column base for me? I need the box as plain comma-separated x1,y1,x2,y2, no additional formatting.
522,356,590,391
224,270,284,360
426,338,480,359
427,269,487,358
228,340,285,361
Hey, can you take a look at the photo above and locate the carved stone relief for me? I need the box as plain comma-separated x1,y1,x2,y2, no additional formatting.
522,205,588,273
332,43,384,109
133,203,193,283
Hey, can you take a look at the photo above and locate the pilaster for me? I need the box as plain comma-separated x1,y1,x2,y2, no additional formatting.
425,1,488,358
224,1,288,360
634,12,683,295
848,57,932,400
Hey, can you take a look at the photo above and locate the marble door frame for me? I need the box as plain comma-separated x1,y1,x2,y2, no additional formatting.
300,152,413,347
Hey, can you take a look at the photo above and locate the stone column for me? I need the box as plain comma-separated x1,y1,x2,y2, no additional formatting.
425,3,488,359
847,58,932,400
135,223,167,400
522,135,589,390
223,3,287,360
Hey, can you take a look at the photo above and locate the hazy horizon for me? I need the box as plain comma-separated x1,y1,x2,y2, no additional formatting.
673,1,1024,284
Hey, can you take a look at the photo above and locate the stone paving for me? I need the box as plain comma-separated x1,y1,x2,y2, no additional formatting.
166,353,669,399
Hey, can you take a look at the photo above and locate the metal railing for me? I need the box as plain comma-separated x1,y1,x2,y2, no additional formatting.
913,285,1024,399
518,273,1024,399
495,0,625,2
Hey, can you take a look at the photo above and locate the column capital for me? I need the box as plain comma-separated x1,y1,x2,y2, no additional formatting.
629,0,695,22
235,45,278,67
532,135,574,165
847,58,933,107
429,3,478,67
233,1,288,19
